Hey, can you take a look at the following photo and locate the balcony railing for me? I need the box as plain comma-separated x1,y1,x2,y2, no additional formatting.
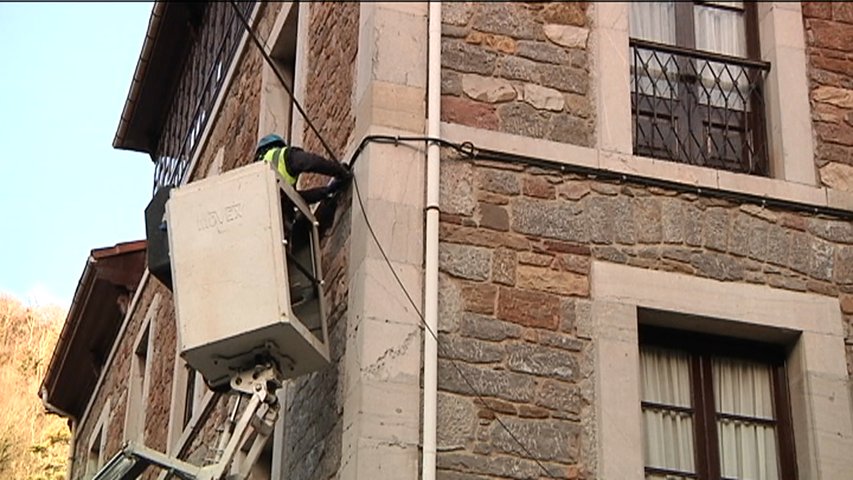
152,2,256,195
630,38,771,176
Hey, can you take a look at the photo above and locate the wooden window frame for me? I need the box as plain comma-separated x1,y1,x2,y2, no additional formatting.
639,325,798,480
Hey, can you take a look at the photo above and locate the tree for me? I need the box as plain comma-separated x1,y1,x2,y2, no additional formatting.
0,295,69,480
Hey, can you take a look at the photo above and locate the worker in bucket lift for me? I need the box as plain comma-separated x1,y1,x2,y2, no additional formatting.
256,133,348,324
255,133,352,205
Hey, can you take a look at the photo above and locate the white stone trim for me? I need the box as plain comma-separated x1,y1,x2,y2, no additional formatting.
758,2,817,185
591,2,818,186
441,122,850,212
258,2,297,145
590,260,853,479
165,358,206,454
86,397,111,476
290,3,311,147
590,2,632,155
123,294,159,444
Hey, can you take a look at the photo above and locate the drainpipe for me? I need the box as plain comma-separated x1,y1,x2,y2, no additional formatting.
40,387,77,480
422,2,441,480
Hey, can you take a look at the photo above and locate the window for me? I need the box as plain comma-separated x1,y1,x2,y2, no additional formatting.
182,366,197,428
152,2,256,194
86,428,103,478
639,326,796,480
86,399,110,479
258,3,299,144
125,294,159,444
629,2,770,175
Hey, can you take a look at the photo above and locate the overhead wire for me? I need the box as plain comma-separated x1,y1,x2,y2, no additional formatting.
228,3,561,478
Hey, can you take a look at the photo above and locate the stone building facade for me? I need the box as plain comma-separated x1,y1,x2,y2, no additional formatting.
43,3,852,480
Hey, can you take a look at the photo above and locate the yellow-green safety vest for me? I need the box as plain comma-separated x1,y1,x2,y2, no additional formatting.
262,147,297,186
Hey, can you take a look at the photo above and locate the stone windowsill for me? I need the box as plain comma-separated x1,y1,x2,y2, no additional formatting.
441,122,853,213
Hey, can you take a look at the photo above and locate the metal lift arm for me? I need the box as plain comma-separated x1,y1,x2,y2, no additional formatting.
93,365,282,480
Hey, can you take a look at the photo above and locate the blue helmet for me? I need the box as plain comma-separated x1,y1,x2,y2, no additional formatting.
257,134,286,154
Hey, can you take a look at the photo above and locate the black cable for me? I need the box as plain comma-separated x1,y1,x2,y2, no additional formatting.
229,4,561,478
230,1,339,163
350,167,561,479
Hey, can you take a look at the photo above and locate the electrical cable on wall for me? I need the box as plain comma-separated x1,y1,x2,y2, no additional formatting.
229,2,562,478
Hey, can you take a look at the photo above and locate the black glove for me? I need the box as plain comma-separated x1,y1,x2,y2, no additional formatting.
325,178,345,197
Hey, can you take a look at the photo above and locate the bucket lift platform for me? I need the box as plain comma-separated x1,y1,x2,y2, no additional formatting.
95,162,333,479
94,364,281,480
168,161,331,387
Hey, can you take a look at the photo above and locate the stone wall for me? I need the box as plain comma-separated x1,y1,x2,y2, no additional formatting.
69,282,169,480
802,2,853,191
441,2,594,147
303,2,359,161
279,195,351,479
436,152,853,479
274,5,359,478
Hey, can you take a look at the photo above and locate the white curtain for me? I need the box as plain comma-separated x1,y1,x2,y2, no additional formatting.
694,3,748,109
630,2,677,99
630,2,676,45
641,347,696,476
713,357,780,480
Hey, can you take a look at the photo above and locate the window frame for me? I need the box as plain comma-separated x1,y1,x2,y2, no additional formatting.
123,296,157,444
629,1,770,175
639,325,797,480
86,398,111,479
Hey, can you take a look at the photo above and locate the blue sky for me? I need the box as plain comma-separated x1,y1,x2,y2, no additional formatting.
0,3,154,308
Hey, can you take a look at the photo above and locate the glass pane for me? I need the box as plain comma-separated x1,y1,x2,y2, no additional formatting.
694,6,746,57
718,419,779,480
630,2,676,44
641,347,693,408
643,409,697,474
647,475,693,480
712,357,775,420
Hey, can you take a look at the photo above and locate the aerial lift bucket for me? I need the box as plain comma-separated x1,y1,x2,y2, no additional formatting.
93,162,333,480
167,160,331,388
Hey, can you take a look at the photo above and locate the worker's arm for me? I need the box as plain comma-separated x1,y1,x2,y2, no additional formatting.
297,177,348,204
297,186,332,204
287,147,351,179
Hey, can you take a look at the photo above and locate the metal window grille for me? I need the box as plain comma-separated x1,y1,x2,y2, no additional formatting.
152,2,256,195
630,38,771,176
